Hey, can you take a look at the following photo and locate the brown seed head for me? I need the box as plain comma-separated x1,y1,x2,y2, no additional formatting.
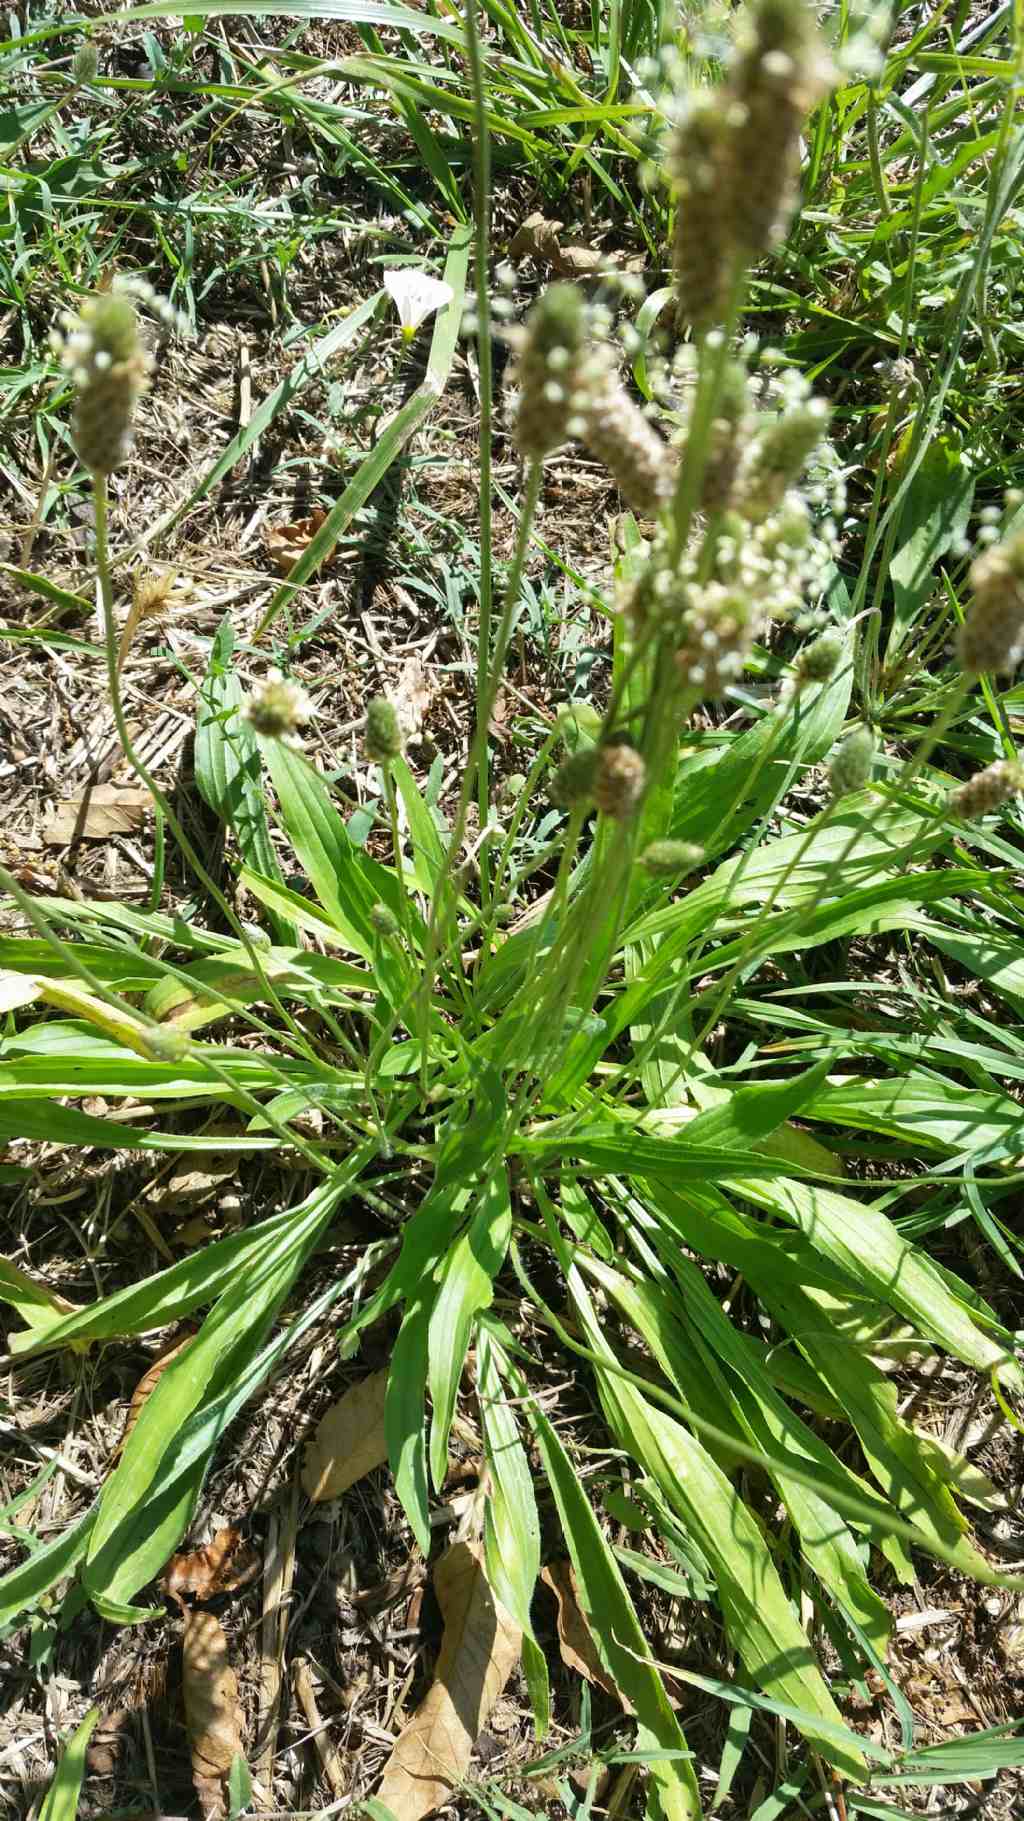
668,94,736,337
958,533,1024,676
726,0,837,258
950,759,1024,821
594,743,646,820
577,345,675,518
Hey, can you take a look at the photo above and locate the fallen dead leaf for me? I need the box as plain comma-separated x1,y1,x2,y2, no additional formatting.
164,1525,262,1602
350,1557,427,1616
85,1709,131,1778
118,1334,193,1460
375,1540,521,1821
542,1560,634,1712
144,1158,237,1220
183,1608,245,1819
43,785,151,846
264,509,331,576
506,212,646,278
301,1368,389,1502
508,212,565,264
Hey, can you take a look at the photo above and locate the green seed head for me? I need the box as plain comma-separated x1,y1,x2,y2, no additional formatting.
72,41,99,83
58,292,151,475
829,724,876,799
740,398,830,523
639,839,704,878
794,630,843,687
550,746,600,809
512,282,588,462
370,901,400,937
364,696,404,763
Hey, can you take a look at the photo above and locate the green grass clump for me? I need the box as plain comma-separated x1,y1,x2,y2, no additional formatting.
3,1,1024,1815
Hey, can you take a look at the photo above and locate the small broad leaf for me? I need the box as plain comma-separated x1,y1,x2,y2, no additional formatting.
228,1751,253,1819
0,1258,82,1346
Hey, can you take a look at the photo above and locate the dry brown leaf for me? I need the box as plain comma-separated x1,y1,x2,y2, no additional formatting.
508,212,565,264
506,212,644,278
301,1368,389,1501
264,509,330,576
118,1334,193,1460
350,1556,427,1615
375,1540,521,1821
145,1158,237,1219
183,1608,244,1819
85,1709,131,1778
541,1560,634,1712
164,1525,262,1602
43,785,151,846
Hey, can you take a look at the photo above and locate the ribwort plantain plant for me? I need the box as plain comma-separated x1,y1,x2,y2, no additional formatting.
4,2,1024,1813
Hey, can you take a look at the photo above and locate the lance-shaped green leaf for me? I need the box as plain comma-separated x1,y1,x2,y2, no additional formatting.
427,1165,511,1488
477,1325,548,1735
567,1270,867,1780
521,1374,702,1821
578,1248,890,1652
38,1708,100,1821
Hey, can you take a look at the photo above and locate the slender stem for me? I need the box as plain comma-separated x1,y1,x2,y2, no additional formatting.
91,472,326,1075
416,462,543,1088
463,0,495,852
866,90,891,220
382,764,414,952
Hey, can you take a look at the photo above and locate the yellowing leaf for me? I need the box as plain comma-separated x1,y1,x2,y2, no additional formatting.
3,973,160,1060
0,970,43,1013
0,1258,87,1353
183,1609,245,1819
375,1540,521,1821
302,1368,389,1502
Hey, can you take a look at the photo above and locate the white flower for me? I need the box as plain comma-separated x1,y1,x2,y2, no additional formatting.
383,269,454,340
243,668,314,746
